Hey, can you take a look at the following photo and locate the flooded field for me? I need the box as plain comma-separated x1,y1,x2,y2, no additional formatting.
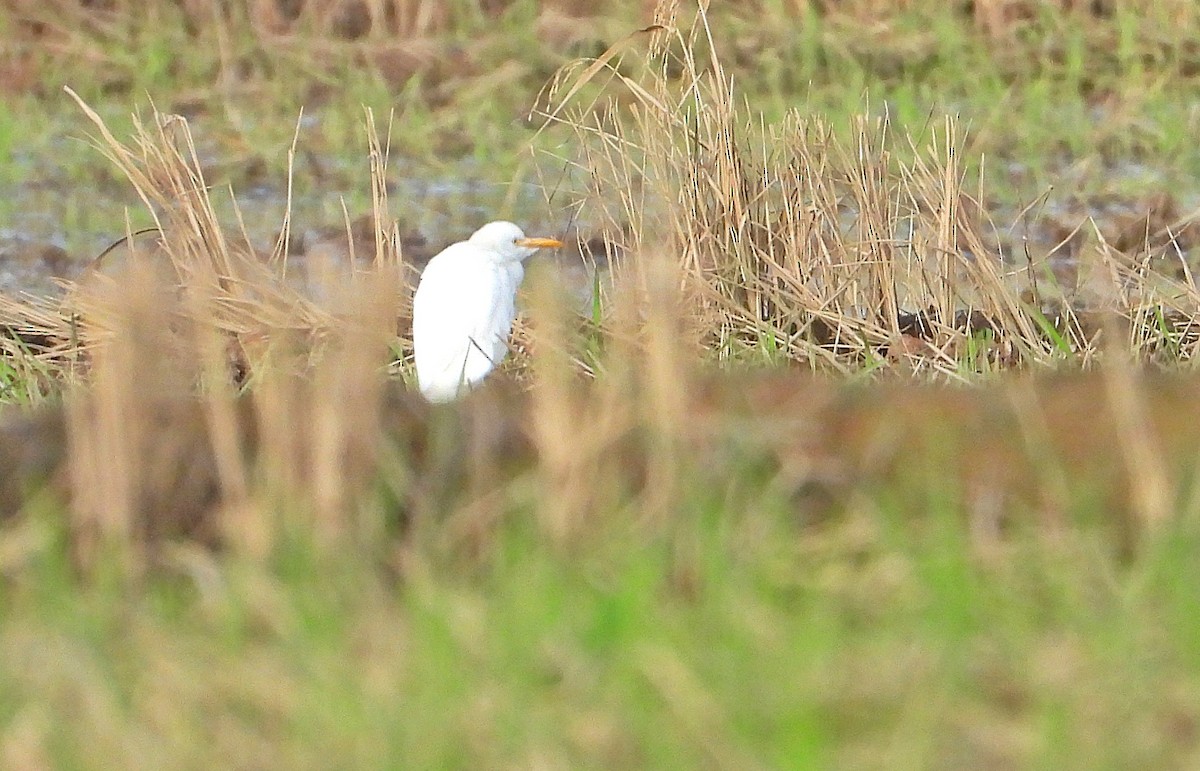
0,121,570,295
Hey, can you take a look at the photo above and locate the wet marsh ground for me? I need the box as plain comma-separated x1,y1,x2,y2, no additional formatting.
5,1,1200,767
6,1,1200,285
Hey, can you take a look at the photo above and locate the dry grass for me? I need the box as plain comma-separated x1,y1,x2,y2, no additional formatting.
532,4,1200,375
0,2,1197,554
0,87,417,569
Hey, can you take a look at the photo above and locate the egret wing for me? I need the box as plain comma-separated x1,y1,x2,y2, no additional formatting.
412,247,511,400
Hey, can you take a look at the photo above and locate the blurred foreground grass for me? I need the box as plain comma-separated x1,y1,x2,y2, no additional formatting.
6,482,1200,768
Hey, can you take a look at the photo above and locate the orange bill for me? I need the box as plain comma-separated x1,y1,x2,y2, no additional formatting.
515,236,564,249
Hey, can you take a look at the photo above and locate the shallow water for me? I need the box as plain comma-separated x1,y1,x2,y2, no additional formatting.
0,112,1195,303
0,156,590,297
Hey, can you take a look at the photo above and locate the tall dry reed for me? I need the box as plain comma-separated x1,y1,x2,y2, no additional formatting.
531,2,1200,374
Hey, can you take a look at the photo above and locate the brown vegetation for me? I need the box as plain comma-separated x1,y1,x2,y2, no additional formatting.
5,0,1199,97
4,335,1198,567
533,8,1200,371
1,2,1199,571
6,0,1194,42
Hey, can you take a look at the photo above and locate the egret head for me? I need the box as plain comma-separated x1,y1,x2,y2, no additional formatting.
468,221,563,263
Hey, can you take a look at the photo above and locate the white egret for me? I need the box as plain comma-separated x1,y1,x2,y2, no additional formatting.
412,221,563,402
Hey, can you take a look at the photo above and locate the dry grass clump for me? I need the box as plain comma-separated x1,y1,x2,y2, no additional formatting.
0,89,422,571
532,3,1200,374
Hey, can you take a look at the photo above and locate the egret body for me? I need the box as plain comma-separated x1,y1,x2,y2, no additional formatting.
412,221,562,402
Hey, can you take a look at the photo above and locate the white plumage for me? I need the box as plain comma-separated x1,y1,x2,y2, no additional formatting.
412,221,562,402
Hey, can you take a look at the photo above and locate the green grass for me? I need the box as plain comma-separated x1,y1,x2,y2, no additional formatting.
3,472,1200,766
